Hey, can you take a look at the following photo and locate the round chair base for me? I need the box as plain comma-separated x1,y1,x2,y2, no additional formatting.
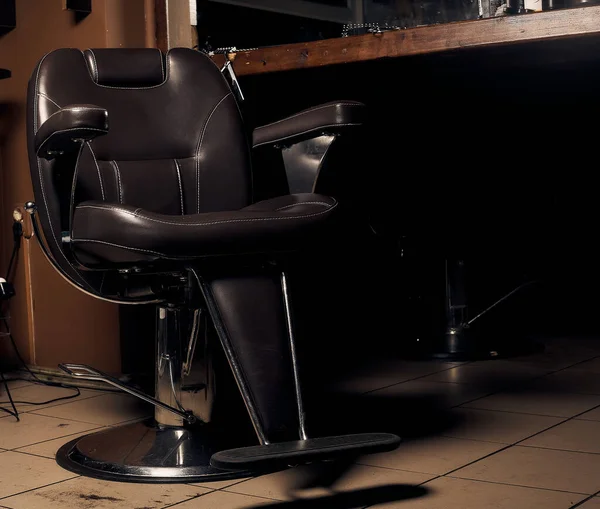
56,419,252,483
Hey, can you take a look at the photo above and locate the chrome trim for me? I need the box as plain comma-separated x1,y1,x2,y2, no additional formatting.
281,272,308,440
191,269,269,445
156,306,215,426
180,307,215,424
156,305,186,426
182,308,201,376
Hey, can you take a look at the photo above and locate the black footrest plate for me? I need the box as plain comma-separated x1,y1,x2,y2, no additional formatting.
210,433,401,471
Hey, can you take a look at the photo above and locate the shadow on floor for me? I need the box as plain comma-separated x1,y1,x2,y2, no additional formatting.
306,391,466,440
246,484,430,509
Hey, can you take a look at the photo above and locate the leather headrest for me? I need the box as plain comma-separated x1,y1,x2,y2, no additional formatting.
83,48,165,87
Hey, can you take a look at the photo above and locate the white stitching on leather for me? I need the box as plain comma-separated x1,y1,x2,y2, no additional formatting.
111,161,123,203
174,159,184,214
34,53,51,133
87,142,106,200
76,200,337,226
253,122,361,148
274,201,331,210
36,127,108,155
195,93,233,214
256,103,363,130
78,204,130,212
73,239,164,256
81,49,170,90
34,51,89,287
38,93,62,108
69,144,84,233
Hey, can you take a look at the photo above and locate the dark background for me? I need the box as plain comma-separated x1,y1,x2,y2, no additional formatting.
236,35,600,358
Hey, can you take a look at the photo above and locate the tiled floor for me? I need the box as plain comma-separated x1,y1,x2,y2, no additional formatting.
2,336,600,508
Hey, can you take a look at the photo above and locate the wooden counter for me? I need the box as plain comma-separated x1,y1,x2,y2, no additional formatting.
214,6,600,76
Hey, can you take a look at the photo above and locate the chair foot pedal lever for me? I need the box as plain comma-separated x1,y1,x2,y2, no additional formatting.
210,433,401,471
58,363,196,424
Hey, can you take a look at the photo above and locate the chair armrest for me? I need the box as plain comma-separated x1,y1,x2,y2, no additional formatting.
252,101,365,149
35,104,108,160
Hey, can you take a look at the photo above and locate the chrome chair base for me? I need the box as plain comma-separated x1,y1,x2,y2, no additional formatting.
56,419,251,483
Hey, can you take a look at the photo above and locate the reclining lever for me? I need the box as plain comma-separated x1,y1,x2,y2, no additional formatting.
58,363,196,424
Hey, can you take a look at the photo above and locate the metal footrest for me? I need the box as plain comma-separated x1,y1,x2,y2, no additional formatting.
210,433,401,471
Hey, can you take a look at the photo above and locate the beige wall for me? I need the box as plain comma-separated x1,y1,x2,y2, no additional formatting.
0,0,155,373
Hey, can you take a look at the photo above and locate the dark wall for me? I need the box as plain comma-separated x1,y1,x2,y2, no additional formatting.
0,0,153,372
194,1,342,52
238,35,600,356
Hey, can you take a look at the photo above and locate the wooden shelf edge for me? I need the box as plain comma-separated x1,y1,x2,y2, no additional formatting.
215,6,600,76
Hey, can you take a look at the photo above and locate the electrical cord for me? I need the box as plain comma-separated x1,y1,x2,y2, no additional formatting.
0,375,119,393
1,217,81,420
5,220,22,281
0,369,19,420
5,243,18,283
0,317,81,418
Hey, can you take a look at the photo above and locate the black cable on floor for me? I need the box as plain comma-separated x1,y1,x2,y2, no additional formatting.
0,217,81,420
0,384,80,406
0,375,119,392
0,369,19,421
5,220,22,283
5,242,18,283
0,317,81,418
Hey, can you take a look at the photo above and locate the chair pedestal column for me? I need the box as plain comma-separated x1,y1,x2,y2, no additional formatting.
155,306,215,427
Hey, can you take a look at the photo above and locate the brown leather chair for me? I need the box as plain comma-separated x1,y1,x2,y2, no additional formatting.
25,47,399,483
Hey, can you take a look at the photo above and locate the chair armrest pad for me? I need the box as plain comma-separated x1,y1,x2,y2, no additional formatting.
35,104,108,160
252,101,365,148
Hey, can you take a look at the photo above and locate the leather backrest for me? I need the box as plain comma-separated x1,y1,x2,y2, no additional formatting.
27,47,252,297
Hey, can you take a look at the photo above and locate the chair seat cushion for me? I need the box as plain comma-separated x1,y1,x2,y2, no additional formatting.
71,193,338,266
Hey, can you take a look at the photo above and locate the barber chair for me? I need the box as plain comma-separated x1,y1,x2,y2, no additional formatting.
25,47,399,483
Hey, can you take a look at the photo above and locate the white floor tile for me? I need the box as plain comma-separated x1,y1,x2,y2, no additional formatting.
0,412,99,449
0,476,210,509
0,451,76,499
32,393,152,426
